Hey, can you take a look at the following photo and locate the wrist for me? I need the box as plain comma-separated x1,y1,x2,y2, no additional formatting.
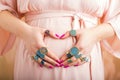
17,24,32,39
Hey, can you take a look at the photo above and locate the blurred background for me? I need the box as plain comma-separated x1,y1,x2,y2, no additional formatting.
0,29,120,80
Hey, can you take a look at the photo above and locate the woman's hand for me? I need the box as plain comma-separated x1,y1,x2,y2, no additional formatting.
60,27,99,68
21,27,60,68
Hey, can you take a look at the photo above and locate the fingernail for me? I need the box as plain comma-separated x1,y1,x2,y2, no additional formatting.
55,34,60,38
56,60,60,63
49,66,53,69
74,64,79,66
60,64,64,67
59,60,64,63
55,64,60,67
40,65,43,67
64,65,69,68
60,34,65,39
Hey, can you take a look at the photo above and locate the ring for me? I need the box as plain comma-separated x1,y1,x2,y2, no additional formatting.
75,53,82,59
36,50,45,59
40,59,45,65
70,47,80,56
80,57,89,62
32,55,39,61
45,30,50,35
69,29,76,37
67,59,73,63
66,52,73,58
39,47,48,55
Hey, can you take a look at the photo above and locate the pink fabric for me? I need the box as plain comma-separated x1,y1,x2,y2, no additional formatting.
0,0,120,80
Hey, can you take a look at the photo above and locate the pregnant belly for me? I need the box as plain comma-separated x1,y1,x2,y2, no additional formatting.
26,17,75,58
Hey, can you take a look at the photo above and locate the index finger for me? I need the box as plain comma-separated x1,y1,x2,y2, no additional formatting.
60,29,81,39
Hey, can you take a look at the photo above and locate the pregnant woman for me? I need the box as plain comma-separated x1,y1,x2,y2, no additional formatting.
0,0,120,80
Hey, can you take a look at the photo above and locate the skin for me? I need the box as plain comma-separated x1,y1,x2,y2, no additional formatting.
60,23,115,67
0,11,115,68
0,11,60,68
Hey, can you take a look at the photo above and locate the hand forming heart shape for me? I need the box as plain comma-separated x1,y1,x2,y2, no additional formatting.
31,27,97,69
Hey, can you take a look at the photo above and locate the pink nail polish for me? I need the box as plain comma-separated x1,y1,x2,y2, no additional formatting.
60,34,65,39
40,64,43,67
59,60,64,63
55,34,60,38
56,60,60,63
64,65,69,68
55,64,60,67
74,64,79,66
60,64,64,67
49,66,53,69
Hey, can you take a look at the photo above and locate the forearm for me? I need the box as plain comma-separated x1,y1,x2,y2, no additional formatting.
0,11,31,38
93,23,115,41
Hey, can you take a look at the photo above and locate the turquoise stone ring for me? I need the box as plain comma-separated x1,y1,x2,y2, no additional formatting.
36,50,45,59
70,47,80,56
34,55,39,61
69,29,76,36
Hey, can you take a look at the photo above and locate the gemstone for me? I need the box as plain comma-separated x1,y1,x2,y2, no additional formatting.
70,47,79,56
39,47,48,54
36,50,45,59
75,54,82,59
69,29,76,36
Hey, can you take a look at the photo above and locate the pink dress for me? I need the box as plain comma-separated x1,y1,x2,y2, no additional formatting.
0,0,120,80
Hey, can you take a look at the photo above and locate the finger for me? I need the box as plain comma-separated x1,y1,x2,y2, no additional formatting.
62,56,77,66
44,55,60,67
60,46,80,62
46,49,60,63
60,51,71,63
75,35,80,44
37,58,54,69
36,46,60,64
44,30,59,39
60,31,69,39
74,56,90,66
69,59,81,66
60,29,82,39
64,56,88,68
32,55,54,69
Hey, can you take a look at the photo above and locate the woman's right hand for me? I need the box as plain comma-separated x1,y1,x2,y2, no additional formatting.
21,26,60,68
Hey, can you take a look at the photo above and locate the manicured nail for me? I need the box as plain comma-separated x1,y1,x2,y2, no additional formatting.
74,64,79,66
59,60,64,63
49,66,53,69
40,65,43,67
64,65,69,68
60,34,65,39
60,64,64,67
55,64,60,67
56,60,60,63
55,34,60,38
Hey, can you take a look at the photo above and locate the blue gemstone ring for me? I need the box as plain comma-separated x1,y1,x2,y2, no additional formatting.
69,29,76,37
40,59,45,65
32,55,39,61
36,50,45,59
70,47,80,56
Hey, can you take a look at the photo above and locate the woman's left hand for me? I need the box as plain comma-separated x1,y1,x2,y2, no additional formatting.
60,27,99,68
